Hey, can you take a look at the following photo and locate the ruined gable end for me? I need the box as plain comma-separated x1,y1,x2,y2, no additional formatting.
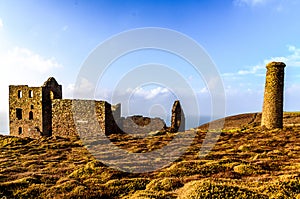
171,100,185,132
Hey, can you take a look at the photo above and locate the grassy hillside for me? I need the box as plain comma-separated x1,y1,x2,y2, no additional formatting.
0,112,300,198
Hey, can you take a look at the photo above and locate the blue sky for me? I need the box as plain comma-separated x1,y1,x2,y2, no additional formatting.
0,0,300,133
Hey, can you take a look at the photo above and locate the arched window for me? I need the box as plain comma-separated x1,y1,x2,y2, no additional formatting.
29,90,33,98
18,127,22,135
50,91,54,100
29,111,33,120
18,90,22,98
31,105,34,109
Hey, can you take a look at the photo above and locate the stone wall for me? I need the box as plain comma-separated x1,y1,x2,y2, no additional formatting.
9,77,186,139
42,77,62,136
104,102,122,135
9,86,43,138
51,99,184,138
51,99,122,137
51,99,77,137
170,100,185,132
122,115,166,137
261,62,286,129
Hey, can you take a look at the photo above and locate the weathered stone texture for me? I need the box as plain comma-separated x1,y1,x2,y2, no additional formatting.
51,99,76,137
122,115,166,136
9,77,63,138
52,99,122,137
261,62,286,129
9,86,43,138
42,77,62,136
9,77,185,139
171,100,185,132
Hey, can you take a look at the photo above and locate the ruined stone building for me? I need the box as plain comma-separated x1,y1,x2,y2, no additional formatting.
9,77,62,138
9,77,185,138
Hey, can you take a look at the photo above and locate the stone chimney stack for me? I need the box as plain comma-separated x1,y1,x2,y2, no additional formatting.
261,61,286,129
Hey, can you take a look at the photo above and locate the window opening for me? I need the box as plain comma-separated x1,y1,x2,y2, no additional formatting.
16,108,22,120
50,91,54,100
18,127,22,135
29,90,33,98
29,111,33,120
18,90,22,98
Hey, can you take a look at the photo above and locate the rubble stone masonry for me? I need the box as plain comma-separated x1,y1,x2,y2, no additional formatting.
52,100,122,137
9,86,43,138
261,62,286,129
171,100,185,132
9,77,185,138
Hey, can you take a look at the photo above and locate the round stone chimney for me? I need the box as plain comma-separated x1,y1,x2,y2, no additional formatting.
261,61,286,129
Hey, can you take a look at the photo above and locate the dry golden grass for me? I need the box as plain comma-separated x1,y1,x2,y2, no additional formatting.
0,112,299,198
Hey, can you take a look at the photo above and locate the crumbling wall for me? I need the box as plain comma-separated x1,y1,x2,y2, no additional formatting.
122,115,166,136
42,77,62,136
171,100,185,132
9,77,185,139
51,99,122,137
9,86,43,138
261,62,286,129
104,102,122,135
51,99,77,137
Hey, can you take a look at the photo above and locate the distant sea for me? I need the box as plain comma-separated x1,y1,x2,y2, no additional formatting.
0,115,213,136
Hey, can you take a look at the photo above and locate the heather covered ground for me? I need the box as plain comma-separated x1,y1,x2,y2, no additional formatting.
0,112,300,198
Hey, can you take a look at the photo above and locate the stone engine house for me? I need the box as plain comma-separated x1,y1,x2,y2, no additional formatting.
9,77,62,138
9,77,185,138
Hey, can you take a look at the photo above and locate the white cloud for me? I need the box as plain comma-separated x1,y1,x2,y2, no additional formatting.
73,78,94,99
200,87,208,93
131,87,170,100
233,0,272,7
62,83,75,99
221,45,300,115
262,45,300,68
237,64,264,75
1,47,61,74
0,46,62,87
0,46,63,133
223,45,300,77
